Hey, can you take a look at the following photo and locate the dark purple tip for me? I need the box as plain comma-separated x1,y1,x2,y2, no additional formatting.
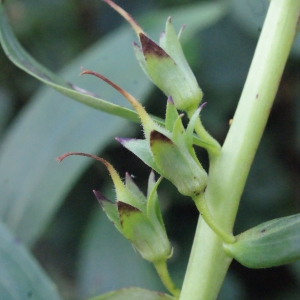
117,201,140,213
159,31,166,39
133,42,142,51
167,96,174,104
139,33,168,58
200,102,207,110
150,130,173,146
115,137,136,145
125,172,135,183
93,190,111,204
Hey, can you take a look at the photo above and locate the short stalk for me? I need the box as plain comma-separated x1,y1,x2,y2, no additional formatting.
193,193,235,244
153,259,181,298
192,115,221,158
180,0,300,299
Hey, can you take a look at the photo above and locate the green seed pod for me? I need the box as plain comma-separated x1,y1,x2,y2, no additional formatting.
105,0,203,113
94,169,171,263
223,214,300,268
138,33,203,112
58,152,171,263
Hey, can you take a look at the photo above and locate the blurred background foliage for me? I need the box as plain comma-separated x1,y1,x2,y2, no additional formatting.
0,0,299,299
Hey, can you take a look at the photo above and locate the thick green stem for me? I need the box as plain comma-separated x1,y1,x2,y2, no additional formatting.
180,1,300,299
153,259,181,298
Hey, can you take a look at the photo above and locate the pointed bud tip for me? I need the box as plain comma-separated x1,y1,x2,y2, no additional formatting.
93,190,112,204
200,102,207,110
167,96,174,104
125,172,134,181
115,137,136,145
150,130,173,145
140,33,169,58
132,41,141,48
117,201,140,213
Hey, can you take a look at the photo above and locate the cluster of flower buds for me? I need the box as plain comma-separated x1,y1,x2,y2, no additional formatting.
80,69,207,198
57,153,171,263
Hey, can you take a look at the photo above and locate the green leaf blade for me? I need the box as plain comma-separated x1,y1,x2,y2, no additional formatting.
0,2,139,123
0,221,62,300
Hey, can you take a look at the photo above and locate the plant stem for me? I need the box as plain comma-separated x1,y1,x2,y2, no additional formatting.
153,259,181,298
180,1,300,299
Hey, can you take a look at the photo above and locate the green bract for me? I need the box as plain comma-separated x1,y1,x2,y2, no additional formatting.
223,214,300,268
105,0,203,113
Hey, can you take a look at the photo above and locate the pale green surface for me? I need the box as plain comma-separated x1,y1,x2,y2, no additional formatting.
88,287,174,300
0,221,61,300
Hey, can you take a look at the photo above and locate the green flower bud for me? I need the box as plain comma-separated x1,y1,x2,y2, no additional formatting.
105,0,203,113
150,130,207,197
223,214,300,268
117,201,170,262
57,152,171,263
117,98,207,197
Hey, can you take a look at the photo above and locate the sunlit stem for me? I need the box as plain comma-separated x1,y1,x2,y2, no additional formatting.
192,193,236,244
153,259,181,299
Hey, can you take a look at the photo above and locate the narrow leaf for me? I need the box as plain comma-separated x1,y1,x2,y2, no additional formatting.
88,287,174,300
0,2,139,123
0,221,62,300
